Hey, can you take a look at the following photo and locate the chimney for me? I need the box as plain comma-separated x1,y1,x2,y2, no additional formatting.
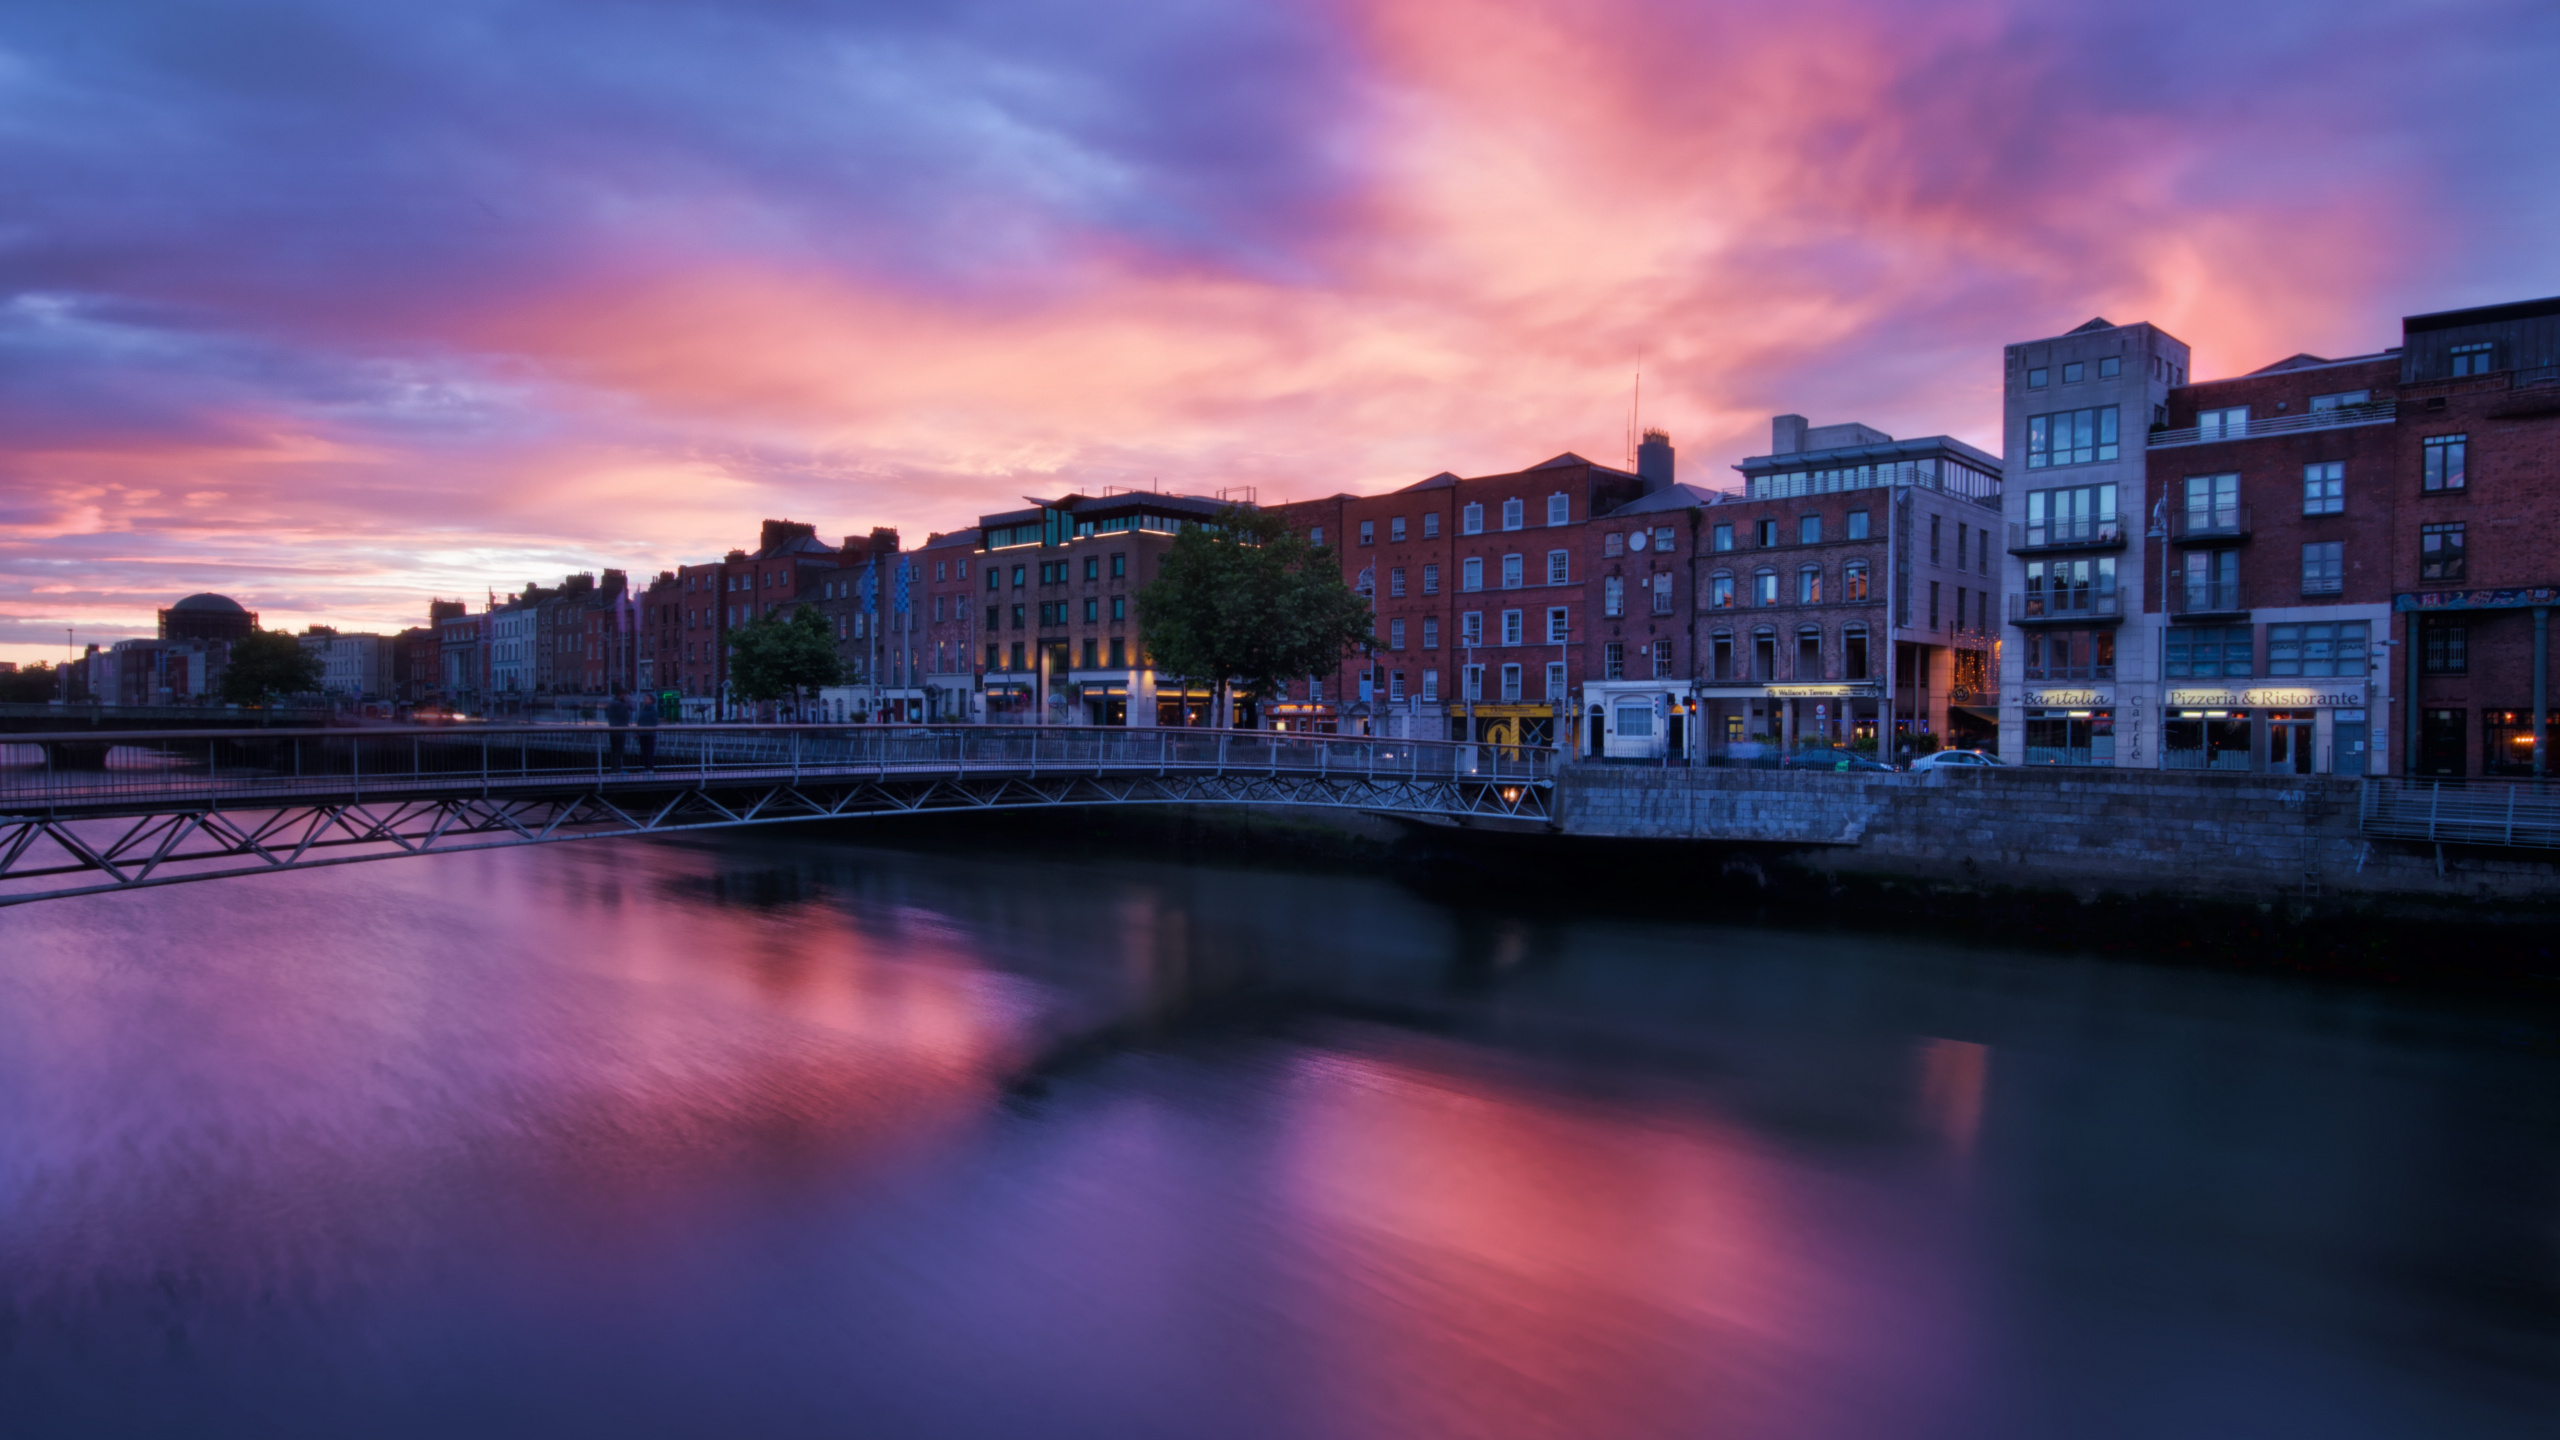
1772,414,1809,455
1636,428,1675,493
759,518,818,554
869,526,900,554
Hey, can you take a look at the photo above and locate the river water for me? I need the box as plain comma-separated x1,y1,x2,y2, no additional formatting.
1,828,2553,1438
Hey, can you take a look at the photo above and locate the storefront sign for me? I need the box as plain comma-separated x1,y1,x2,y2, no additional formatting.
2397,586,2560,612
2165,686,2364,708
1766,684,1878,698
2017,689,2108,707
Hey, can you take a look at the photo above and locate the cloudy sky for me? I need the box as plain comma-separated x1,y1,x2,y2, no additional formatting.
3,0,2554,660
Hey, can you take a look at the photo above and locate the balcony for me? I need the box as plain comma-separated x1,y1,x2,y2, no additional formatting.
2168,582,2248,621
2168,505,2251,543
2147,401,2396,448
2008,592,2124,627
2008,517,2128,555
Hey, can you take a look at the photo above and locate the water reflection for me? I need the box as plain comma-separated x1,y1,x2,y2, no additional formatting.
0,829,2552,1438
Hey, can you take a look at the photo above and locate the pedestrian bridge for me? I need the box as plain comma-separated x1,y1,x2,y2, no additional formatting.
0,724,1555,906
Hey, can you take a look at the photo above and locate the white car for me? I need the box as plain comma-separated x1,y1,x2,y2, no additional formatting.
1908,748,2004,772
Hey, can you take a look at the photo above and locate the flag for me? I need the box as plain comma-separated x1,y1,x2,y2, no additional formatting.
859,558,878,614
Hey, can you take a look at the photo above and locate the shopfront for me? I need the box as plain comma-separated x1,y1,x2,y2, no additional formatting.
1766,684,1880,752
2162,686,2366,774
1264,702,1337,734
1457,702,1559,749
984,677,1036,723
2015,688,2112,766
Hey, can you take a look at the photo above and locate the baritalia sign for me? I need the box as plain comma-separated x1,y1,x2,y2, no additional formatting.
2016,689,2108,707
2164,686,2365,708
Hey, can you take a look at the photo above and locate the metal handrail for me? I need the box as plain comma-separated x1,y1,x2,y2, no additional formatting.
2357,776,2560,849
2149,403,2396,448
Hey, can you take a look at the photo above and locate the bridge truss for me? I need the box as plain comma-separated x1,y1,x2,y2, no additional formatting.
0,724,1554,906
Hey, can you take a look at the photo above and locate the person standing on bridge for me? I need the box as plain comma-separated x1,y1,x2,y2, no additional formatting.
605,689,632,773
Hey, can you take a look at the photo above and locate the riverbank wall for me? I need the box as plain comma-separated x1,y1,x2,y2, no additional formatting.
1553,764,2560,903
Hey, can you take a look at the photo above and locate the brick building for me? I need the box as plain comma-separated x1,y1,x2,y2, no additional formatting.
2143,353,2401,775
1709,416,2004,761
915,528,981,721
2391,294,2560,777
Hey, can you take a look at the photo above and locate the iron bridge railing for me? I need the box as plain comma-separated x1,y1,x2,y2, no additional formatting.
0,723,1555,817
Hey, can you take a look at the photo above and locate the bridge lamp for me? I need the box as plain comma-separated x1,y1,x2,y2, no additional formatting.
1498,785,1523,806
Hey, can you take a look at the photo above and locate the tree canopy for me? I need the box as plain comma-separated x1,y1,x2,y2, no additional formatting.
727,605,843,703
0,662,58,704
219,629,324,705
1135,508,1373,719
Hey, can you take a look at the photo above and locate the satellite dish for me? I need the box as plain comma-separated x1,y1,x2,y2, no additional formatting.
1627,530,1649,551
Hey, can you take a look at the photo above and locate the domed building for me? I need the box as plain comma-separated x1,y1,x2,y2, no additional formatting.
158,593,258,644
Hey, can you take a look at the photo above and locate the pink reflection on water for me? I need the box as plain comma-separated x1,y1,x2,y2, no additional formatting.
1273,1036,1986,1439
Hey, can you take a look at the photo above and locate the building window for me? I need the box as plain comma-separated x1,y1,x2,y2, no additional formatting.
1386,670,1406,702
1546,550,1570,584
2303,462,2344,516
1501,554,1523,588
1310,527,1324,547
1648,574,1672,614
1359,520,1374,546
1390,567,1407,598
2164,626,2250,679
1499,663,1523,700
1928,580,1940,628
1423,512,1440,538
2423,620,2468,673
1111,595,1126,620
1423,564,1440,595
2027,367,2048,388
1080,639,1099,668
1793,628,1821,679
1709,572,1735,608
2302,541,2344,595
1012,565,1027,588
2025,483,2119,547
1011,603,1026,629
1501,609,1523,645
2419,522,2465,581
1754,568,1778,606
1462,503,1484,535
1847,510,1869,540
1545,493,1570,526
2311,390,2370,411
1756,518,1779,547
1421,668,1439,701
1422,617,1440,649
1389,618,1407,650
1843,561,1869,602
1603,531,1624,558
1929,514,1942,563
1650,639,1673,677
1713,523,1734,551
1083,598,1098,622
1501,498,1525,530
1461,612,1483,646
1603,576,1624,617
1603,642,1625,680
1110,553,1127,579
1544,661,1566,700
2196,406,2248,440
1843,625,1869,680
1390,516,1406,542
2023,631,2117,683
1110,638,1127,667
2062,361,2084,384
1800,514,1821,544
1009,641,1026,670
1797,566,1821,604
2184,473,2240,527
1463,664,1484,700
2449,341,2495,377
1546,606,1569,642
1653,526,1675,553
1462,557,1484,591
2027,406,2120,467
2423,435,2468,492
2267,621,2368,677
2098,356,2120,378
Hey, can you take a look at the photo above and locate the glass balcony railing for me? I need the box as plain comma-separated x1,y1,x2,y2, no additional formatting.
2007,592,2124,625
2168,505,2251,542
2008,517,2127,554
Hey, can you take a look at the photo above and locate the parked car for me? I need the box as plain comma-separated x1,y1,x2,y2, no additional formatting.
1779,747,1897,773
1908,748,2004,771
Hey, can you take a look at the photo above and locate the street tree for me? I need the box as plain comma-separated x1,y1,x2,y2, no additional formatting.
218,629,324,705
0,662,58,704
727,606,843,710
1135,507,1373,726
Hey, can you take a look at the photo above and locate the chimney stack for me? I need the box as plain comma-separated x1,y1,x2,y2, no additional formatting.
1772,414,1809,455
1636,428,1675,493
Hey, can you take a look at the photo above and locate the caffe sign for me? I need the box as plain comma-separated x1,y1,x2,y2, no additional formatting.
2017,689,2108,707
2165,685,2365,708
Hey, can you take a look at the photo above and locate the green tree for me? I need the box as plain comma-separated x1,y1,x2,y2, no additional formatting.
727,606,843,707
1136,507,1374,725
219,629,324,705
0,662,58,704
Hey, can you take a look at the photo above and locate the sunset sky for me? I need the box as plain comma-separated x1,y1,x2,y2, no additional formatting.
4,0,2555,661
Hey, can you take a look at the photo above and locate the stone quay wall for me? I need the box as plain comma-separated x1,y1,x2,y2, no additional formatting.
1552,764,2560,905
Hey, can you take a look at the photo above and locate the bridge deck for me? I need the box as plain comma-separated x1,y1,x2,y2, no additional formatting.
0,724,1556,905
